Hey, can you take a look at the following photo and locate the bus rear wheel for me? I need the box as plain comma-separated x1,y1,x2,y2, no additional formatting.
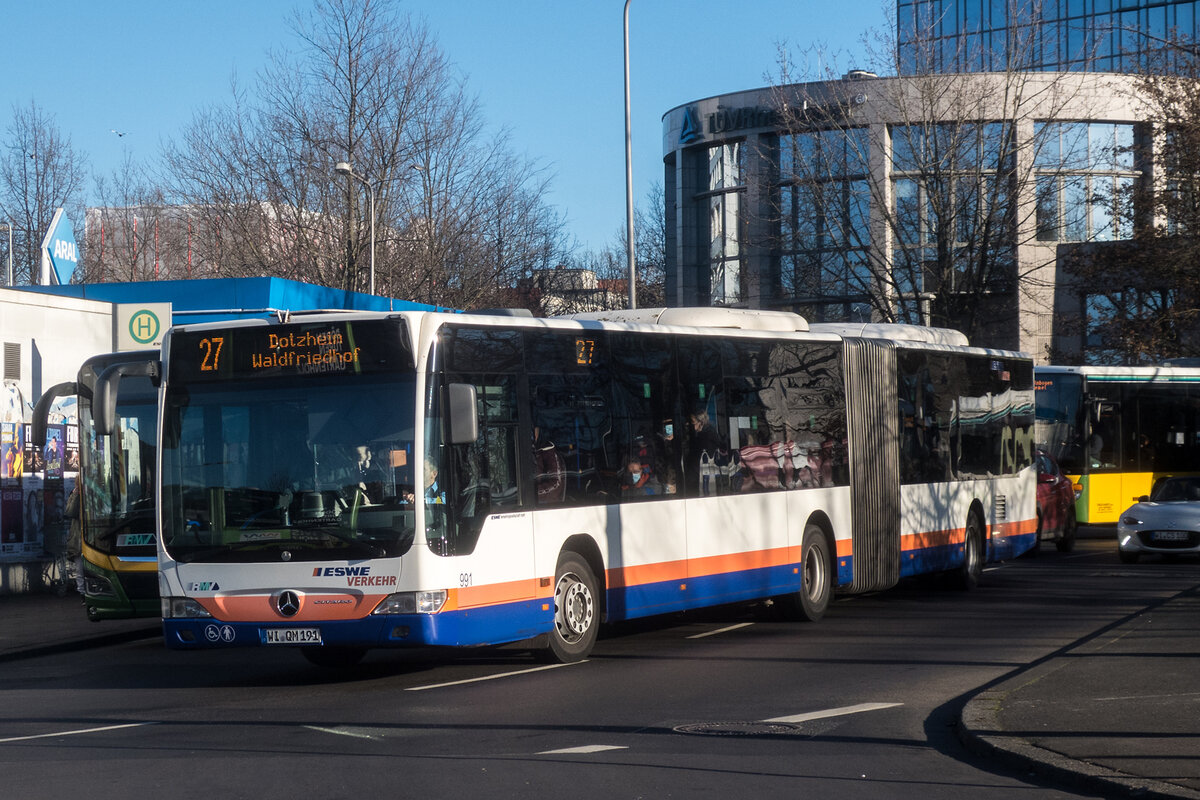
780,524,832,622
540,552,598,663
955,514,984,591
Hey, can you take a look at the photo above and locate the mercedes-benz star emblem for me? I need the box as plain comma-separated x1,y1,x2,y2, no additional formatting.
277,591,300,617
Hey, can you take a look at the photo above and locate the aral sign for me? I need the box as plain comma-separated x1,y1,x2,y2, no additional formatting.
39,208,79,285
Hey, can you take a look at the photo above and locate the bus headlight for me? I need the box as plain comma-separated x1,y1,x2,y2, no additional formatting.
372,590,447,615
83,575,117,598
161,597,213,619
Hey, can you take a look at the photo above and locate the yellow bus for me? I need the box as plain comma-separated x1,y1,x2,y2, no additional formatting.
1035,365,1200,524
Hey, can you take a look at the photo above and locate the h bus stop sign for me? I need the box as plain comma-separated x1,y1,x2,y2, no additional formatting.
116,303,171,350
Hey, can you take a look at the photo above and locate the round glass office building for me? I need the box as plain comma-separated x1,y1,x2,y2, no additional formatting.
661,70,1149,362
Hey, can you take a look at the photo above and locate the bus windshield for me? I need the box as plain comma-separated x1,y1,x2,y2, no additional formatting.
78,366,158,557
161,372,418,563
1034,371,1084,472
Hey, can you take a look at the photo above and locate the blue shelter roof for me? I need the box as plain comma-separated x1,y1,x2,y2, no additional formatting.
18,277,449,324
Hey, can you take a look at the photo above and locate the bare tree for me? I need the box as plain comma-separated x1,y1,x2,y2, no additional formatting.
767,2,1102,349
161,0,570,307
0,101,88,285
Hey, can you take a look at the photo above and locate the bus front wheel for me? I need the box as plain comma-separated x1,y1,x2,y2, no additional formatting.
540,552,599,663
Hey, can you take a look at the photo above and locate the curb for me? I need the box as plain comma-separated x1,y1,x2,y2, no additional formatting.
959,688,1200,800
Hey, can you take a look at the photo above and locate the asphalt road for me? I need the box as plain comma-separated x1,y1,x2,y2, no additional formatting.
1,537,1195,800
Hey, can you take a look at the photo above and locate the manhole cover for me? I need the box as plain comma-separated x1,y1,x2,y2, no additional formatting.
673,721,801,737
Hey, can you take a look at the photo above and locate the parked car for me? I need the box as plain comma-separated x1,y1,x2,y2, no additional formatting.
1117,476,1200,564
1035,448,1078,553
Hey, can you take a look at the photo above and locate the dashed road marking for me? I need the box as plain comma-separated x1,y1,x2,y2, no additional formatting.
687,622,754,639
0,722,154,743
538,744,628,755
763,702,903,724
305,726,379,740
406,661,586,691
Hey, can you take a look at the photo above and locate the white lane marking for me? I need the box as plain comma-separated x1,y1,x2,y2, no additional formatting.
686,622,754,639
0,722,153,743
538,744,628,755
305,726,378,740
405,661,586,691
763,702,903,724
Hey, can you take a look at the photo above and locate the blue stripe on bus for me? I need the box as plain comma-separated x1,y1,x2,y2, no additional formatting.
164,601,553,651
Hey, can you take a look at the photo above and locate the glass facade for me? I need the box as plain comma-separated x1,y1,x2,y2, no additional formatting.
706,142,745,305
889,122,1016,311
777,129,873,322
899,0,1200,74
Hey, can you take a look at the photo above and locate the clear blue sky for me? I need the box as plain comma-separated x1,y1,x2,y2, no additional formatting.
1,0,887,254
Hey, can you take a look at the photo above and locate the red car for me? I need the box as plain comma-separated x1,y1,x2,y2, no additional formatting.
1035,448,1078,553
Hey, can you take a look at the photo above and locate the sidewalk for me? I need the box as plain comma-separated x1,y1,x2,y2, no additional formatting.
959,582,1200,799
0,592,160,662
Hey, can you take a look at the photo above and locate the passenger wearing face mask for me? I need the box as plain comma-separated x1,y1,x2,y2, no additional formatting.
620,456,660,497
655,418,681,489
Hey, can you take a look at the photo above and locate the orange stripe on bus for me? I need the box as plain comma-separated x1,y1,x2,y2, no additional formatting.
456,578,540,609
606,559,688,588
991,518,1038,537
902,528,965,550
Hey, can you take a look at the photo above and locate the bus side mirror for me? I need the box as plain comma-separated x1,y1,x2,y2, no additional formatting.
447,383,478,445
95,360,161,437
31,381,77,452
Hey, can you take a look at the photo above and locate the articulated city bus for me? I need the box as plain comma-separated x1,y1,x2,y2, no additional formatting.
102,308,1034,666
1035,365,1200,524
34,351,160,620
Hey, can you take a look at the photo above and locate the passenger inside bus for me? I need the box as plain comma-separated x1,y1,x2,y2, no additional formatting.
620,456,661,497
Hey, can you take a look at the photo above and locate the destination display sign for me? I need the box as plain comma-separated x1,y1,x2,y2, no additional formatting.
170,319,412,382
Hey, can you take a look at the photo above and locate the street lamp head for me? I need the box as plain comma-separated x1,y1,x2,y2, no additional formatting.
333,161,353,176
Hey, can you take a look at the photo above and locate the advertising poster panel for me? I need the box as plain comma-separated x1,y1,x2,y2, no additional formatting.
1,483,21,551
23,423,42,473
2,422,21,479
44,424,65,480
21,476,43,554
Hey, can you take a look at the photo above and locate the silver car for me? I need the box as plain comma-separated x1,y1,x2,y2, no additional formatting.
1117,476,1200,564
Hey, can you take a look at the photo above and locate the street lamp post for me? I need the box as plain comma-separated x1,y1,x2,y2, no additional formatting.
334,161,376,296
623,0,637,310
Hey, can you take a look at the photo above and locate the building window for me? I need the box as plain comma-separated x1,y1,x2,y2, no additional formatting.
702,141,746,305
1034,122,1138,243
776,129,871,318
889,122,1015,303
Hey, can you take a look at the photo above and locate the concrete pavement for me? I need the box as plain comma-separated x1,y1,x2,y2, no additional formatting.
959,578,1200,799
0,591,160,663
